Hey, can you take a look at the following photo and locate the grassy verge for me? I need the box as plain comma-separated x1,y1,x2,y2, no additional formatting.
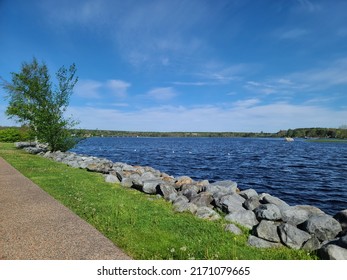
0,142,316,260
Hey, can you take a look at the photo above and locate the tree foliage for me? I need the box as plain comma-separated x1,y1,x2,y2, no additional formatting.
1,58,78,151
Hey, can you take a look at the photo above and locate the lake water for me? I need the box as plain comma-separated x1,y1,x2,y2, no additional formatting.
71,137,347,215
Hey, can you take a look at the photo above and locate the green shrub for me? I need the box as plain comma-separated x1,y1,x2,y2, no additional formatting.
0,127,31,142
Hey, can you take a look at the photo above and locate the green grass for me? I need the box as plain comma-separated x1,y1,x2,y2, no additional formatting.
0,142,317,260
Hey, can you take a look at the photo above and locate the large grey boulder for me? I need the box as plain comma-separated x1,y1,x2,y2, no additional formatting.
294,205,324,216
260,193,290,211
175,176,194,188
195,207,220,221
337,234,347,249
161,173,176,185
78,158,95,169
127,173,142,183
173,201,198,214
67,160,81,169
190,192,214,208
299,214,342,241
278,223,311,249
239,189,258,200
23,147,42,154
120,178,133,188
318,244,347,260
247,235,283,249
225,210,258,229
15,142,37,148
333,209,347,234
142,180,162,194
181,184,201,200
254,203,282,221
105,174,120,183
121,163,137,172
225,224,243,235
86,160,113,173
205,180,238,197
143,166,161,177
254,220,281,243
302,236,321,252
196,179,210,188
281,206,312,225
243,196,261,211
140,171,157,181
173,195,189,205
157,184,177,201
217,193,245,213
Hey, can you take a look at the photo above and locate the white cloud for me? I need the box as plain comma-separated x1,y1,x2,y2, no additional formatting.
295,0,321,13
106,80,131,98
245,57,347,96
74,80,103,98
111,103,129,107
245,81,278,95
172,81,209,86
38,0,107,29
146,87,178,101
289,58,347,89
74,79,130,99
196,63,253,84
68,102,347,132
233,98,261,108
278,28,309,40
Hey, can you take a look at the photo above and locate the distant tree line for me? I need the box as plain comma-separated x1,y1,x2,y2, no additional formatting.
276,127,347,139
68,129,276,138
70,127,347,139
1,126,347,143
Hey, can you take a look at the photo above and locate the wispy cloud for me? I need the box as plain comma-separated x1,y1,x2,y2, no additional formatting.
245,81,278,95
245,57,347,96
172,81,209,86
69,102,347,132
295,0,321,13
38,0,107,28
278,28,309,40
111,1,208,68
196,63,253,84
36,0,231,70
232,98,261,108
145,87,178,101
288,58,347,90
74,79,131,99
106,80,131,98
74,80,103,98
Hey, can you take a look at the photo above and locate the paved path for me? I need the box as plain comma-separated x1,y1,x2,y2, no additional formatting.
0,157,131,260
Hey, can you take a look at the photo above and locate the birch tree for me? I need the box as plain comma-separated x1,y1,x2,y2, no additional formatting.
2,58,79,151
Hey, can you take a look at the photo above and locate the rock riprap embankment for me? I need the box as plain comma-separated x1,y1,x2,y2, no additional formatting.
16,143,347,260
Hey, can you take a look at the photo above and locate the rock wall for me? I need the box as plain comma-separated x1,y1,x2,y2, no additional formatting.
16,143,347,260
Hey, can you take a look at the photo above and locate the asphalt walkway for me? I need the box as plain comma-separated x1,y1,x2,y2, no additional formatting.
0,157,131,260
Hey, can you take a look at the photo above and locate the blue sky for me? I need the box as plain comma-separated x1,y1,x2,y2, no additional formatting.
1,0,347,132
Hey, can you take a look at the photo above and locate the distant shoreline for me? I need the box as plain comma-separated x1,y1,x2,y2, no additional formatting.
1,125,347,140
70,128,347,140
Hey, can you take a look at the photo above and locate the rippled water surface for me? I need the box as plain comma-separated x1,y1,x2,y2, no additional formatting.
71,137,347,215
